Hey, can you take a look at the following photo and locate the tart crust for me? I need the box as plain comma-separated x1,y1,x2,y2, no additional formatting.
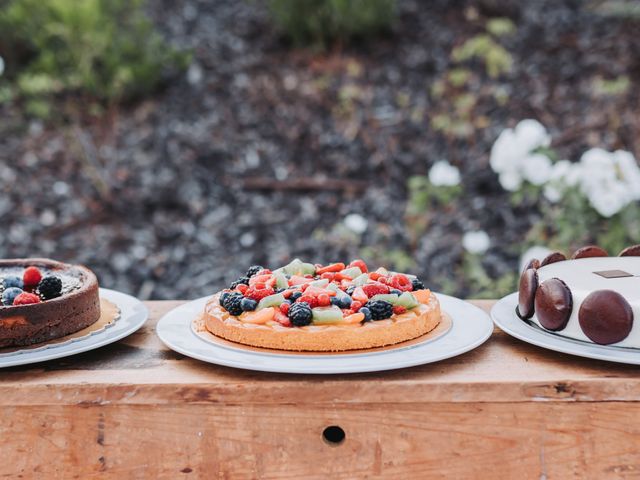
0,258,101,348
203,291,442,351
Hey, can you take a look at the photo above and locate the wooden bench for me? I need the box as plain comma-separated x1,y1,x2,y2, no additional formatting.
1,300,638,478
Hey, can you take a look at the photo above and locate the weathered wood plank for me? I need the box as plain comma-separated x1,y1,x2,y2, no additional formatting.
2,402,639,479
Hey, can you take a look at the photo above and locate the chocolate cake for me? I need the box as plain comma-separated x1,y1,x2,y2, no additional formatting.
516,245,639,347
0,259,100,348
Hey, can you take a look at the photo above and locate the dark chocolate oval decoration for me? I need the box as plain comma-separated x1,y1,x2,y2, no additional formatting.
516,268,538,320
540,252,567,267
571,245,608,259
534,278,573,331
579,290,633,345
619,244,640,257
522,258,541,272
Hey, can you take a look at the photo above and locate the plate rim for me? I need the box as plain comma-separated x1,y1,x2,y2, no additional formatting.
491,292,640,365
156,292,493,374
0,287,149,368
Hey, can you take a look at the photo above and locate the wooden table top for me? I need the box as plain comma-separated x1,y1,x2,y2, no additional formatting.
1,300,638,406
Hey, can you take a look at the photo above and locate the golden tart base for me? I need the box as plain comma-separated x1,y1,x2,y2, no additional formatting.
203,291,442,352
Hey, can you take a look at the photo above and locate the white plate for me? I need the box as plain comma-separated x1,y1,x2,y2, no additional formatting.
0,288,148,368
492,292,640,365
156,293,493,374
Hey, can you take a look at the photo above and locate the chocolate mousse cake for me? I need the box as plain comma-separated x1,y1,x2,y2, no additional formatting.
516,245,639,347
0,259,100,347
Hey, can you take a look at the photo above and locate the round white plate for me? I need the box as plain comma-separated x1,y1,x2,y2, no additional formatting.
492,292,640,365
0,288,148,368
156,293,493,374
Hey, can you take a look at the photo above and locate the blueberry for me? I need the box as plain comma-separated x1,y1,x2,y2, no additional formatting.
3,276,23,290
390,289,402,295
330,297,341,306
2,287,23,306
240,298,258,311
360,307,372,322
339,296,352,309
346,286,355,296
290,291,302,301
219,291,231,306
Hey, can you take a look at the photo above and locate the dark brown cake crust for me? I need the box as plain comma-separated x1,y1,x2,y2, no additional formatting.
0,259,100,348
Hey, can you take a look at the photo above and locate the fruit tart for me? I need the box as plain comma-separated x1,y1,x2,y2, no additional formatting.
203,259,442,351
0,258,101,348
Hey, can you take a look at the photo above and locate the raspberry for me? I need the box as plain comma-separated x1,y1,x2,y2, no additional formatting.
23,267,43,287
279,302,290,315
393,305,407,315
298,294,319,308
390,274,413,292
236,283,249,294
245,285,275,301
350,301,363,312
13,292,41,305
317,293,331,307
362,283,390,298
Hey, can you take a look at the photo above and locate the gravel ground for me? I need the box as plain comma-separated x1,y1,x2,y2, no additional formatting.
0,0,639,299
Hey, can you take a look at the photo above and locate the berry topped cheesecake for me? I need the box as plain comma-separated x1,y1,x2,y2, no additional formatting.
203,259,441,351
0,259,101,347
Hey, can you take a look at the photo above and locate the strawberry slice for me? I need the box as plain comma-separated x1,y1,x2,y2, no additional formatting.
362,283,390,297
351,287,369,304
249,274,273,286
304,286,336,297
273,310,292,327
316,263,345,275
289,275,313,286
245,285,275,301
348,259,368,273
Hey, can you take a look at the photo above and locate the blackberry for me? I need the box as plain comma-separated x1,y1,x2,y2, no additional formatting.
37,276,62,300
246,265,263,278
222,292,244,316
230,276,250,289
288,302,312,327
365,300,393,320
289,291,302,302
411,278,425,291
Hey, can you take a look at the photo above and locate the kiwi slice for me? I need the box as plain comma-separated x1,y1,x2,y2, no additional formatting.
311,306,344,324
352,273,370,286
369,294,400,304
274,272,288,290
396,292,419,309
257,293,285,310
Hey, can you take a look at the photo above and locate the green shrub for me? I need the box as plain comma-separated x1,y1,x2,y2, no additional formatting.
0,0,189,115
267,0,396,47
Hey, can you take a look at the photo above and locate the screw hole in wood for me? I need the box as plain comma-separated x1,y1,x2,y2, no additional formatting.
322,425,345,446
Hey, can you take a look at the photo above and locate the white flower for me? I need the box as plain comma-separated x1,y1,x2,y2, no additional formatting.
522,153,553,186
489,119,551,192
577,148,638,217
344,213,368,234
428,160,461,187
462,230,490,255
498,171,523,191
543,184,562,203
514,119,551,153
0,56,4,76
519,245,552,273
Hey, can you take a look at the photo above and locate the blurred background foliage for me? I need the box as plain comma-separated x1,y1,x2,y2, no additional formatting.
0,0,638,300
268,0,396,47
0,0,190,118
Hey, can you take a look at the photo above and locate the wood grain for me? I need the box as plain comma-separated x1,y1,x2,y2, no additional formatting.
1,300,639,478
